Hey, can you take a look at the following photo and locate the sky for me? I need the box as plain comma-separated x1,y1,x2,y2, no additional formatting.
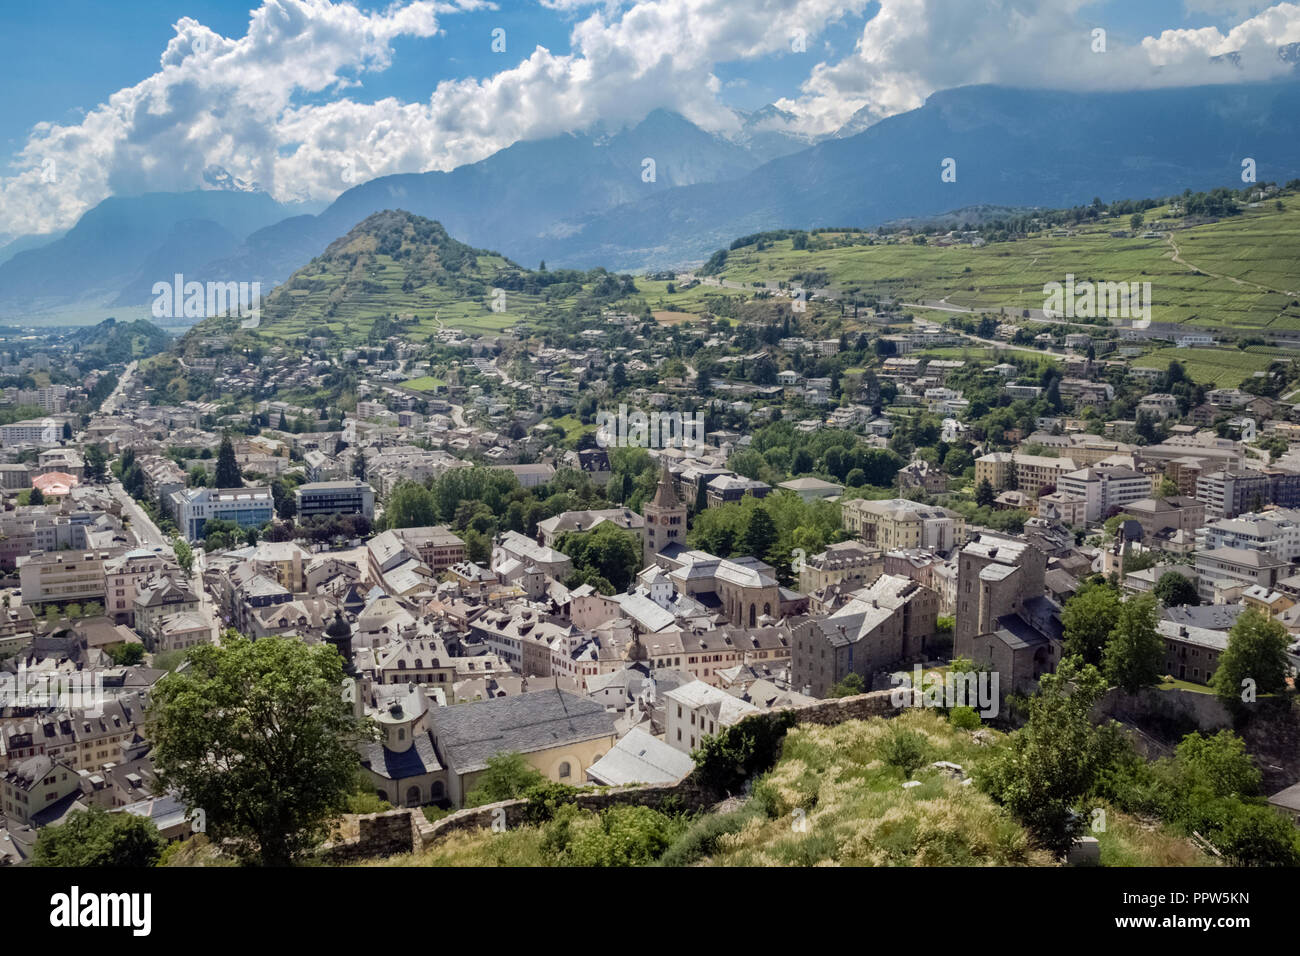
1,0,1298,243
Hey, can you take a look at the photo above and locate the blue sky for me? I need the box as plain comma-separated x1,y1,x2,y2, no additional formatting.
0,0,1295,242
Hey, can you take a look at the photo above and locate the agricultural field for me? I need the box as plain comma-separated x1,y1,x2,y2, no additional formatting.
401,375,447,392
1131,345,1296,387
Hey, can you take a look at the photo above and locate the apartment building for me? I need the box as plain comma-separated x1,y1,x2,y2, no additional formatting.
1136,393,1179,419
0,697,144,775
842,498,965,553
0,418,60,448
1123,496,1205,549
1193,547,1288,604
1195,468,1300,520
1157,620,1225,685
294,479,376,521
390,526,465,573
1036,491,1088,526
17,549,115,608
104,548,180,625
175,485,274,540
976,453,1077,497
1057,465,1154,523
797,540,883,595
0,756,80,826
1196,508,1300,562
664,680,760,754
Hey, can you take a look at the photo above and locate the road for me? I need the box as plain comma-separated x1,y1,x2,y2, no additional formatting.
100,360,137,414
110,481,171,550
111,480,222,645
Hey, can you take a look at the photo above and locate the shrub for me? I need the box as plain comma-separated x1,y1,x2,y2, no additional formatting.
691,710,797,796
882,727,931,776
948,706,982,730
561,805,681,867
521,781,582,824
657,807,759,867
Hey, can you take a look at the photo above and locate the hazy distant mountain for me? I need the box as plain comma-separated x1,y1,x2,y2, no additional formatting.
727,105,817,162
0,231,66,268
534,80,1300,270
7,81,1300,318
0,191,316,316
207,109,782,289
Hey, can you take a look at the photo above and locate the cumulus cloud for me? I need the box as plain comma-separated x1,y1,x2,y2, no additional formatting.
3,0,1298,242
0,0,869,240
776,0,1300,137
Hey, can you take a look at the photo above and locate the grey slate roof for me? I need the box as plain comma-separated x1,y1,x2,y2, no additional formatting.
360,733,443,781
429,689,616,775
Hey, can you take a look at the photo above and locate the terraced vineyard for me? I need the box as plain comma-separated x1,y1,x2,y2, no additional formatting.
635,195,1300,333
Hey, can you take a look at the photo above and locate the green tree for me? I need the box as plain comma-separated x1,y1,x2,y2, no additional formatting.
173,537,194,577
28,486,44,506
147,634,370,865
384,480,437,529
214,435,242,488
31,806,165,867
557,524,641,593
976,660,1124,855
974,478,995,507
1153,571,1199,608
1103,594,1164,693
828,672,865,698
464,752,546,807
84,444,108,482
1210,608,1291,710
1061,581,1121,667
108,643,146,666
740,507,778,560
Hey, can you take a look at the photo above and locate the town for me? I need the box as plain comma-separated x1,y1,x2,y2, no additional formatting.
1,181,1299,869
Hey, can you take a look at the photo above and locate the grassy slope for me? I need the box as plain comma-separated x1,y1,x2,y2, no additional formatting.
366,711,1211,868
631,198,1300,332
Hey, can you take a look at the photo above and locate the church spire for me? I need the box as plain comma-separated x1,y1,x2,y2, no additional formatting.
650,460,679,508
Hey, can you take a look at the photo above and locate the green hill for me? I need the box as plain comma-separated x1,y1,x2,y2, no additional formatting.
69,316,172,362
185,209,627,347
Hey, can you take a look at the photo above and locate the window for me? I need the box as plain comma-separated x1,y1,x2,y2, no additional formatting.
559,761,571,779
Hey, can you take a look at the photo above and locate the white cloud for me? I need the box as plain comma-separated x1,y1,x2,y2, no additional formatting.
0,0,869,240
776,0,1300,137
3,0,1298,243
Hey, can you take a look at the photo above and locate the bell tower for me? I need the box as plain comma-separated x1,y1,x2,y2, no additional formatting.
643,461,686,568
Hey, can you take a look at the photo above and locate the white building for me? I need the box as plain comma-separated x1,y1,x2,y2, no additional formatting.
1196,509,1300,563
0,418,60,448
1057,465,1153,523
664,679,760,754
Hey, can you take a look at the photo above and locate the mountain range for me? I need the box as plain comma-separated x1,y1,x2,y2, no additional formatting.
3,80,1300,319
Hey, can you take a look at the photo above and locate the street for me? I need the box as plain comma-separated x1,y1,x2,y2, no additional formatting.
109,479,223,644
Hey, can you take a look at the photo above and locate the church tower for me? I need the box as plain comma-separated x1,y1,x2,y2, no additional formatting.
643,461,686,568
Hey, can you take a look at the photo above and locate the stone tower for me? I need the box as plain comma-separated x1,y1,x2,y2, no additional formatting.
324,609,356,677
642,461,686,568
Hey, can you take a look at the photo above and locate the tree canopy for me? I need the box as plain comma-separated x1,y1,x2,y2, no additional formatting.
147,633,370,865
